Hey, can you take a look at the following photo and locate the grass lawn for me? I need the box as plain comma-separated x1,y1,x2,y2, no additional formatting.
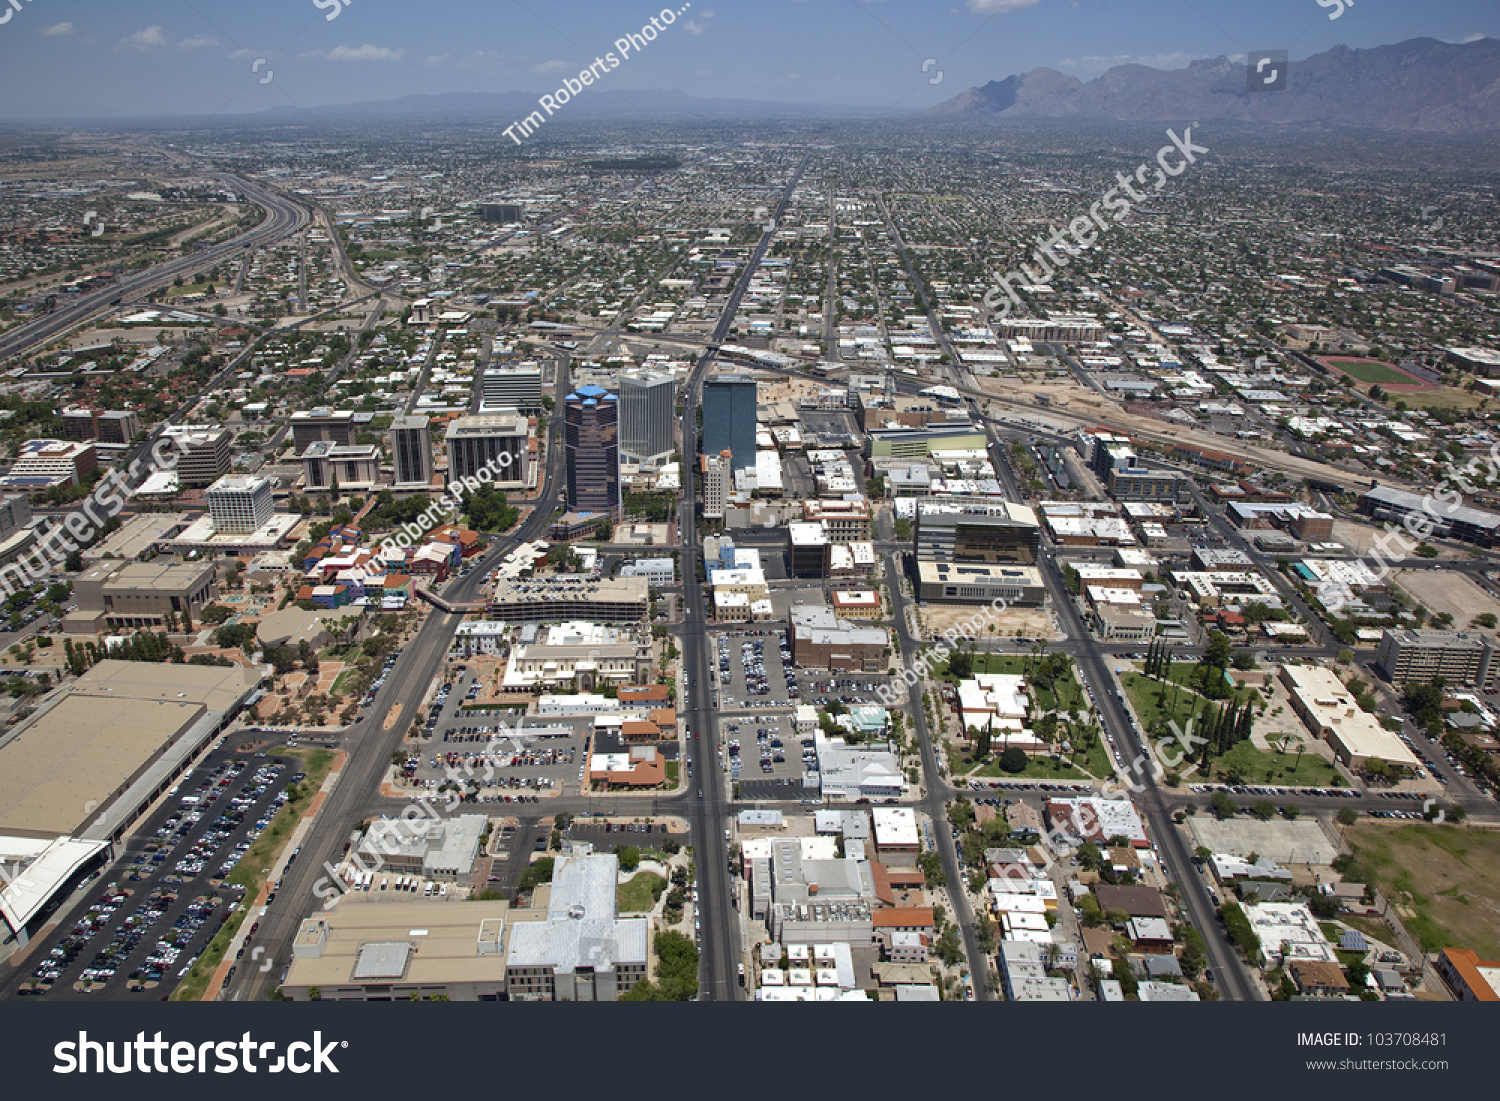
1201,740,1342,786
172,747,335,1002
329,667,357,698
972,750,1089,780
1123,668,1261,735
666,761,678,783
616,871,666,914
1397,387,1490,413
1343,824,1500,957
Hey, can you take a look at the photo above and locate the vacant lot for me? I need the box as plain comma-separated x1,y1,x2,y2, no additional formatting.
1394,569,1500,625
921,603,1059,642
1344,823,1500,957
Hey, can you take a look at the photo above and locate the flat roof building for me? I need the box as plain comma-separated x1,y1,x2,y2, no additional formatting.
290,408,356,449
301,441,380,492
1376,628,1500,689
390,415,434,489
0,660,262,845
445,412,531,490
68,558,217,634
505,847,649,1001
1360,484,1500,548
283,899,512,1002
618,370,676,465
206,474,274,534
159,425,233,487
702,374,758,474
1279,664,1420,771
916,560,1046,606
916,498,1041,564
489,575,649,624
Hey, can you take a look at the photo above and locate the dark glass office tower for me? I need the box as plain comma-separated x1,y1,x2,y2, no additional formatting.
565,384,620,514
701,374,757,473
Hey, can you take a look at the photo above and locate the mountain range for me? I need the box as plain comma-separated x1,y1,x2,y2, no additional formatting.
927,37,1500,133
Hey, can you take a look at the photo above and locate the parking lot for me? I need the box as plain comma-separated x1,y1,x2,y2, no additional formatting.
713,628,798,711
3,745,296,1000
398,672,586,803
724,711,813,798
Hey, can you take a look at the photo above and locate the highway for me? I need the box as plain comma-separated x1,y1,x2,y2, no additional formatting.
0,173,311,364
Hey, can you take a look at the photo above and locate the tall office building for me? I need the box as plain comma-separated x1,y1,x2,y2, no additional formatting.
915,499,1042,564
480,203,523,224
702,450,732,520
564,384,620,515
444,413,530,489
479,367,544,414
701,374,758,474
206,474,274,534
618,371,676,464
160,425,233,487
390,416,434,489
290,409,357,449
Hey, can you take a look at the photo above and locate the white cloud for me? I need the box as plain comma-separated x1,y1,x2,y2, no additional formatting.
684,8,716,34
1448,32,1489,44
178,34,219,49
124,26,170,49
229,48,256,60
424,53,451,65
966,0,1042,12
533,59,569,72
40,22,74,36
325,44,406,62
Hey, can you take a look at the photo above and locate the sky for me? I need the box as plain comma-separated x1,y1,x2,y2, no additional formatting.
0,0,1493,120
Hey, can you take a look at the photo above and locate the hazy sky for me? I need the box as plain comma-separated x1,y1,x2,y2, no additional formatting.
0,0,1492,120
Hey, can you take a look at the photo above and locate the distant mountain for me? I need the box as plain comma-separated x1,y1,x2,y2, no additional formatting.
254,89,884,121
927,37,1500,133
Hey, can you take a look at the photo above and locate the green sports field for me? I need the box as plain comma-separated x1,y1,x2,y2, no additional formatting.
1322,358,1423,386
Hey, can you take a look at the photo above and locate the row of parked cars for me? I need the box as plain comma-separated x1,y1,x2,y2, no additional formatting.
361,650,404,708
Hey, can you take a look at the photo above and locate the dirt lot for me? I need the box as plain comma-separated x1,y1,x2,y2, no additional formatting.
1393,569,1500,624
919,603,1060,642
1344,823,1500,957
1329,520,1470,561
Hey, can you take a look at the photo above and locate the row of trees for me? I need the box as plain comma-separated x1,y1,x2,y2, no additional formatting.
1142,638,1173,678
63,632,184,675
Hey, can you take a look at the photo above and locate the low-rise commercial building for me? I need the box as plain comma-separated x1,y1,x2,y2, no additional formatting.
488,576,649,624
789,606,889,672
67,558,217,634
916,561,1046,606
1279,664,1421,771
283,900,511,1001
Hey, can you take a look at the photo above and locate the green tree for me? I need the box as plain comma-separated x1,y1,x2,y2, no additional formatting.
617,845,641,873
999,747,1028,774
